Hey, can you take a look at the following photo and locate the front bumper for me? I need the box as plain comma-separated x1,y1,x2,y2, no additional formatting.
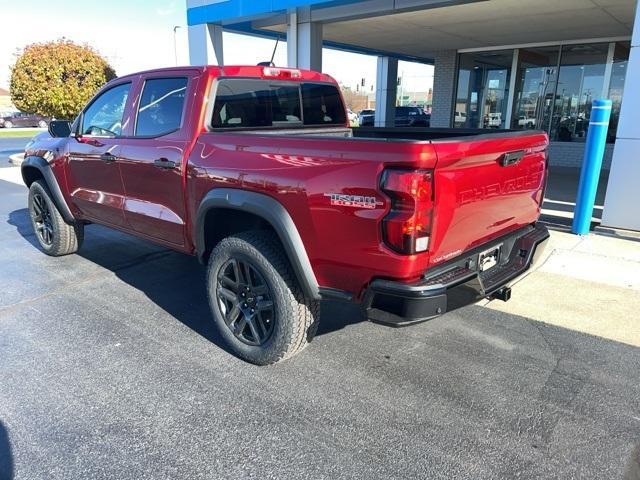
363,223,549,326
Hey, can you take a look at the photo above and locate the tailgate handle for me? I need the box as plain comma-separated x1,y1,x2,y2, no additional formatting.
500,150,524,167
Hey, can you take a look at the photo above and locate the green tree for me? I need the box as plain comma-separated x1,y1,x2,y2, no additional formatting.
10,39,116,119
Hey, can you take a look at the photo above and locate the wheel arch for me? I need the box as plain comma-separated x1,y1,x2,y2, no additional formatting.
21,156,75,223
195,189,320,300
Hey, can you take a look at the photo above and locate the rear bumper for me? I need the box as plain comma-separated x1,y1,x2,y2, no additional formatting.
363,223,549,326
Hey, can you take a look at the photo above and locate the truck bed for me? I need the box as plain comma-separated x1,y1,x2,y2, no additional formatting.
195,126,548,291
352,126,517,141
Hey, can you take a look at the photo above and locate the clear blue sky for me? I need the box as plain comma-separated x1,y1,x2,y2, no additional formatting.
0,0,433,93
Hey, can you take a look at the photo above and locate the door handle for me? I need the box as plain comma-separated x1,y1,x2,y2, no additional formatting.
154,158,176,169
100,153,117,162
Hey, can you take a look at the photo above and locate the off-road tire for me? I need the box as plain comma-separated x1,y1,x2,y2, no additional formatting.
206,230,320,365
28,180,84,256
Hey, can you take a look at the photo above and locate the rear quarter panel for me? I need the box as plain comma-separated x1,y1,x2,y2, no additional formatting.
187,133,438,296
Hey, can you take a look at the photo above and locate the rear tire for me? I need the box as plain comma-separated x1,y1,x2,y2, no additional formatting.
206,230,320,365
28,180,83,256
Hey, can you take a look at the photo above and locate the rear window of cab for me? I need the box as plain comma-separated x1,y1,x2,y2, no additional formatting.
210,78,346,130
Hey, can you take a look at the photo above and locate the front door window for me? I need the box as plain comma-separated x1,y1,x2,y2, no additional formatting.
81,83,131,137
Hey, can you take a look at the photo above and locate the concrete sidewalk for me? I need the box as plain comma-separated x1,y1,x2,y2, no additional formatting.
0,166,24,185
484,230,640,347
8,152,24,166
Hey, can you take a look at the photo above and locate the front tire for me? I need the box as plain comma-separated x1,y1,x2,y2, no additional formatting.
4,121,12,129
38,120,47,128
206,231,320,365
28,180,84,256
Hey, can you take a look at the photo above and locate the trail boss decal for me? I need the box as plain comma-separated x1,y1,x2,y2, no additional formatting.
324,193,383,209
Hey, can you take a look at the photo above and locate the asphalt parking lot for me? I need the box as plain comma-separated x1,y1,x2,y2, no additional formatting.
1,176,640,479
0,137,29,168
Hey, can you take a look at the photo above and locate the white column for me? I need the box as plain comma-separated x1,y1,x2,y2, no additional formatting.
287,10,322,71
188,23,224,66
287,10,298,68
504,49,519,129
374,56,398,128
601,0,640,231
601,42,616,98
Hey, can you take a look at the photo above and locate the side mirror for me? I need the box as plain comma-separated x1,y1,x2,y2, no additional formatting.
48,120,72,138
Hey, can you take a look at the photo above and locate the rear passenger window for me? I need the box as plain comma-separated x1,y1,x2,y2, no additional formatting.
211,79,301,129
135,77,187,137
210,79,346,129
301,83,346,126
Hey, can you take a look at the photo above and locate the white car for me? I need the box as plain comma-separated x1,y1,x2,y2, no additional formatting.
518,116,536,128
347,109,358,125
486,113,502,128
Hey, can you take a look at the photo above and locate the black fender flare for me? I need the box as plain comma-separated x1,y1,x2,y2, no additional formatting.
21,155,75,223
195,188,320,300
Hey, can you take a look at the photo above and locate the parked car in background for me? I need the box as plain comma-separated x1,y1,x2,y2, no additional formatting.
518,116,537,128
346,108,358,126
0,111,50,128
395,106,430,127
359,106,430,127
484,112,502,128
358,109,374,126
454,111,467,125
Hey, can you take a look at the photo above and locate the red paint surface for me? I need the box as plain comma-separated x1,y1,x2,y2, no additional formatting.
29,65,548,299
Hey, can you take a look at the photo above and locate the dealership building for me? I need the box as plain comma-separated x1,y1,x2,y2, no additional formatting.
187,0,639,231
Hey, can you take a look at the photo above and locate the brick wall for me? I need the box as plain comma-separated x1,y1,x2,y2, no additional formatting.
548,142,614,170
430,50,457,128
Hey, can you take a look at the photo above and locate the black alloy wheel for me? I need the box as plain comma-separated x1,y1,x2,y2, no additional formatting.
30,191,54,246
216,257,275,346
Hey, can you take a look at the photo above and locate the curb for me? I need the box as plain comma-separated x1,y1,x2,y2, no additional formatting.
8,153,24,166
594,225,640,241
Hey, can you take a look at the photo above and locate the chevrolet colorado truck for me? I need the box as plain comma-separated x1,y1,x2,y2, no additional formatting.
22,65,549,365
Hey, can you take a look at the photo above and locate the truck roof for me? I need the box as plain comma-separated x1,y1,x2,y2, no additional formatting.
114,65,338,84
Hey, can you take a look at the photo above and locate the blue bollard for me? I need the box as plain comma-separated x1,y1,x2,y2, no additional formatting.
571,99,612,235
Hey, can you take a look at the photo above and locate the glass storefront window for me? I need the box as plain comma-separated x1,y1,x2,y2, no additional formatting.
551,43,609,142
511,46,560,132
607,41,630,142
455,42,630,143
454,50,513,129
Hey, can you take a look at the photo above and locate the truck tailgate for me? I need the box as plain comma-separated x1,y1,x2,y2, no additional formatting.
429,131,548,266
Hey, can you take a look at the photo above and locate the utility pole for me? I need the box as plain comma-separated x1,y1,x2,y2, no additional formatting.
173,26,181,66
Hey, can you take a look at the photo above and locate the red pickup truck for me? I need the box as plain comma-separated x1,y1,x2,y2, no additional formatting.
22,65,549,365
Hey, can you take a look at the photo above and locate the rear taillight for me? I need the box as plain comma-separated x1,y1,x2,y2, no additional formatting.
381,168,434,254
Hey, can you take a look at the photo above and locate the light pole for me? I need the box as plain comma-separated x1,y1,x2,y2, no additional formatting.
173,26,181,66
